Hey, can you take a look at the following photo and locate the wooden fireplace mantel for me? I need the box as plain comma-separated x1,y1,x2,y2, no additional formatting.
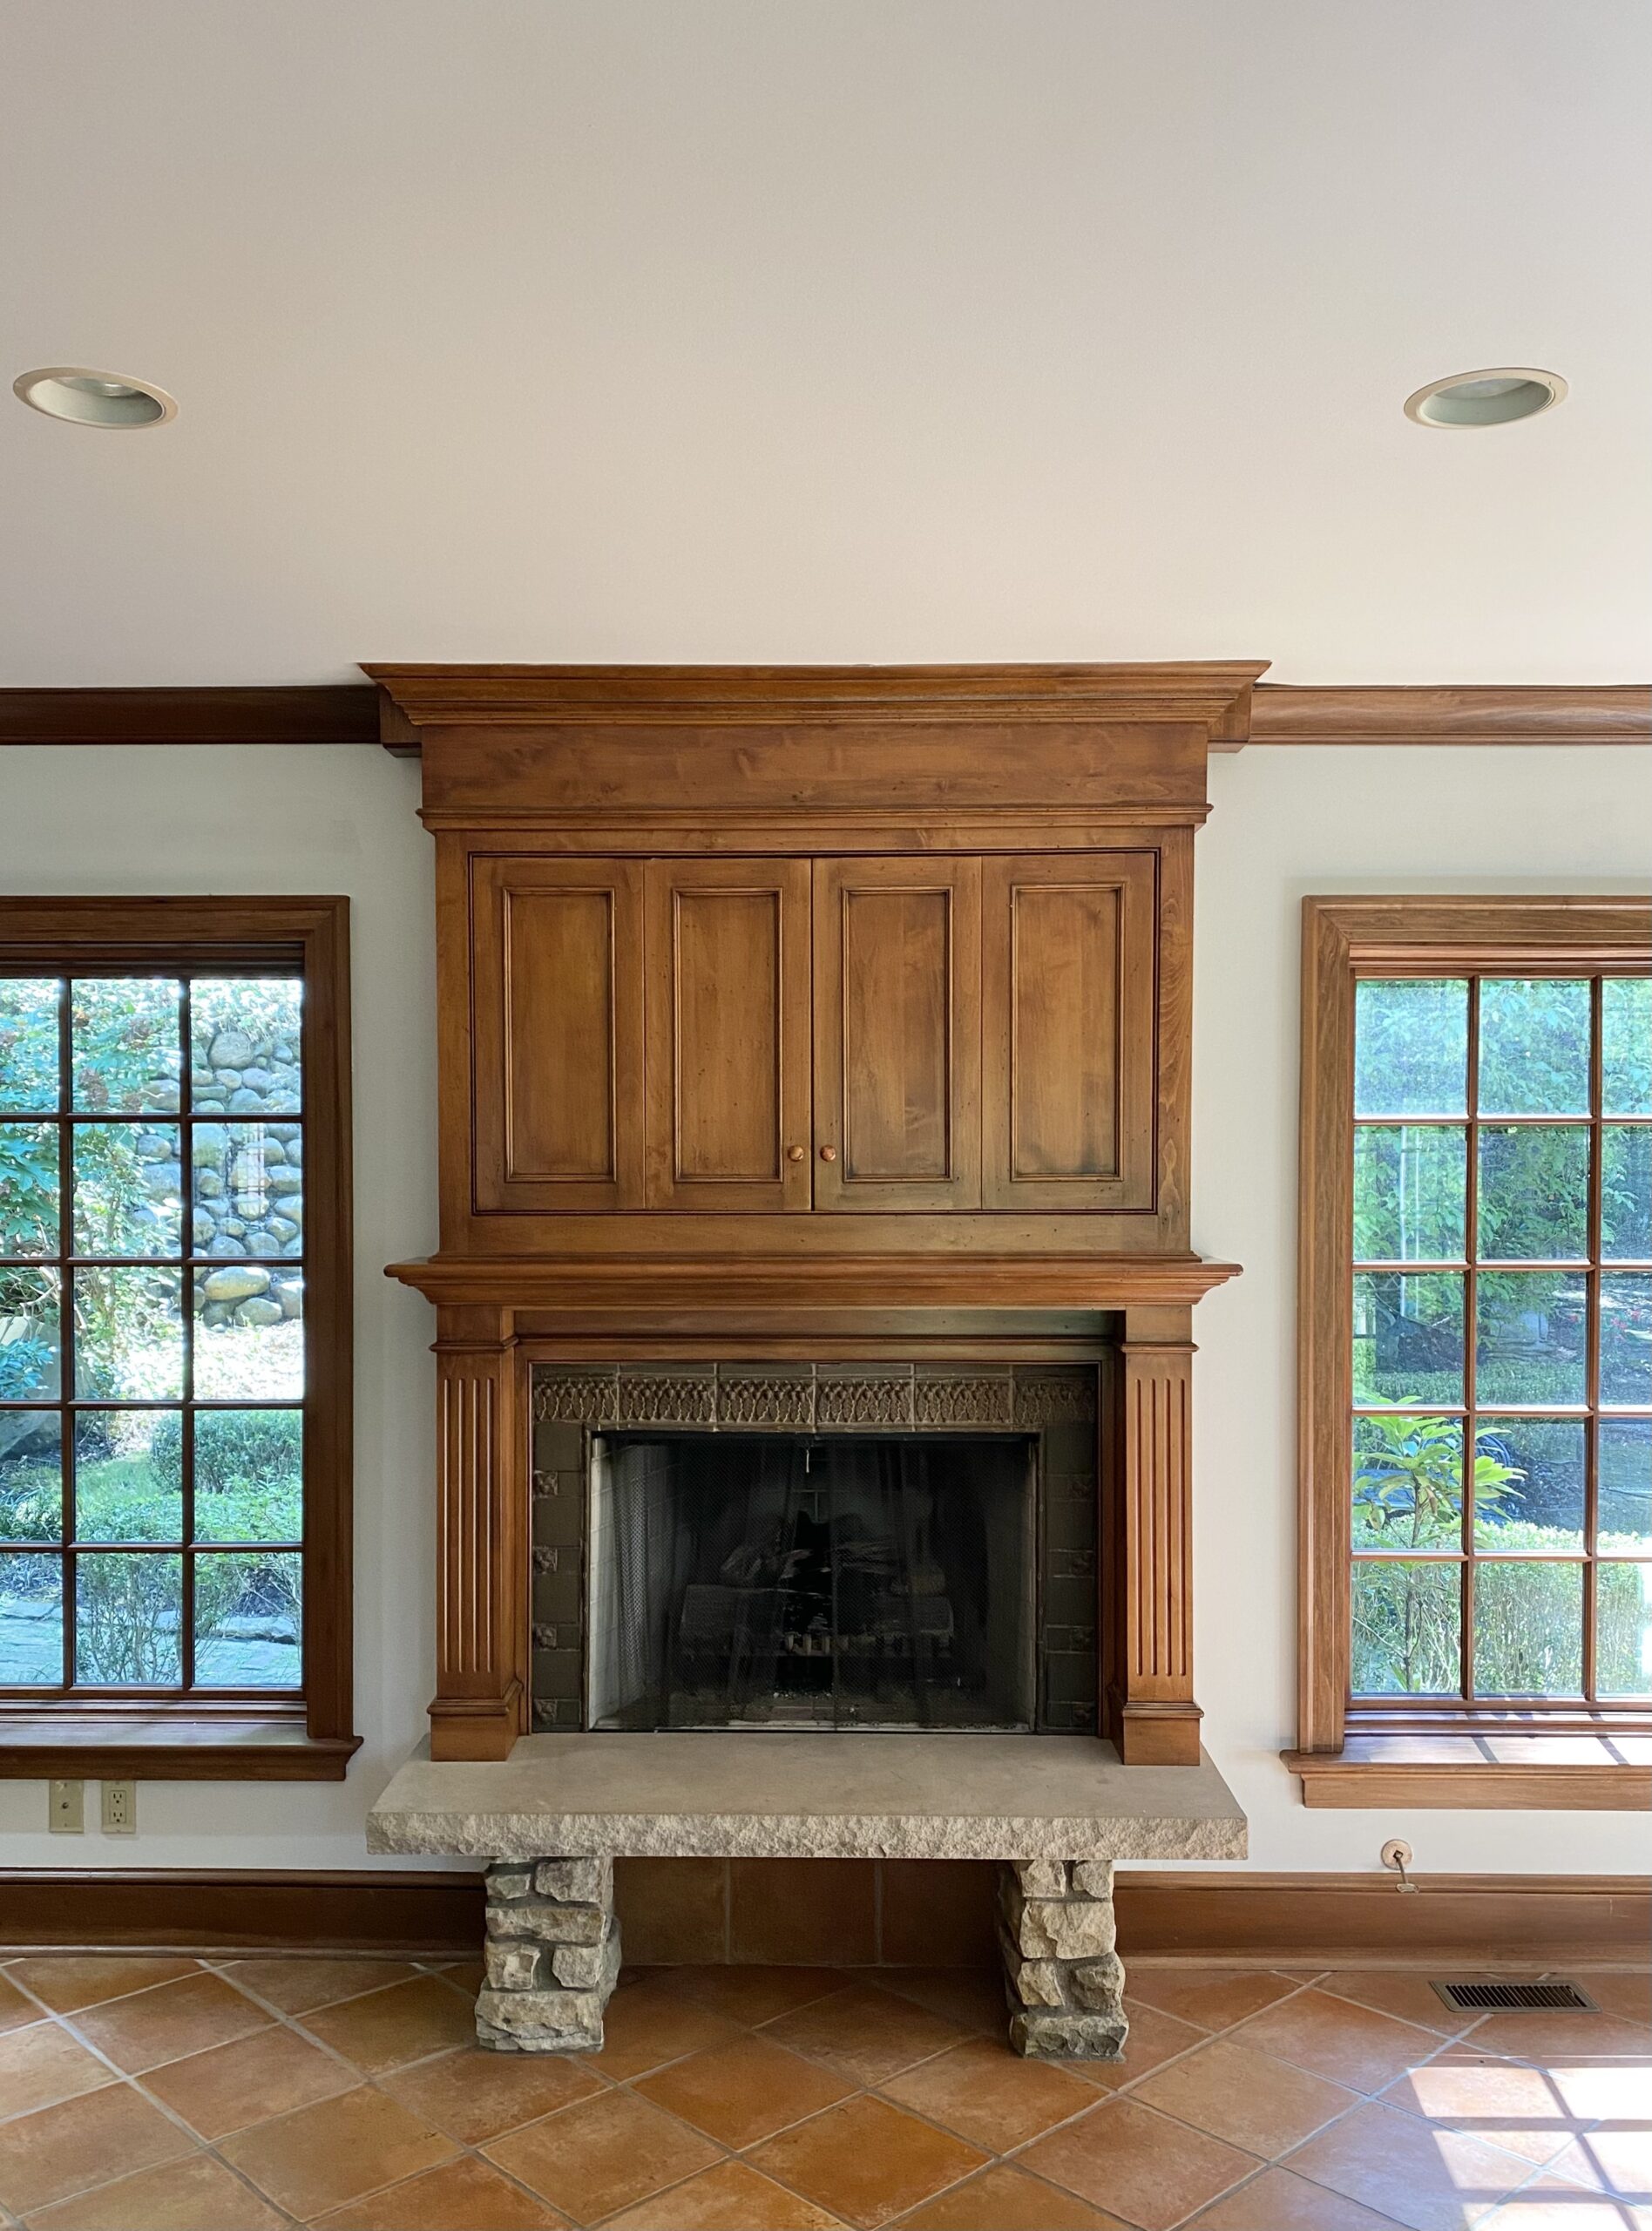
376,661,1259,1770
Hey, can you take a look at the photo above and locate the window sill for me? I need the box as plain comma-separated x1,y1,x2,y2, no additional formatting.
1283,1733,1652,1810
0,1716,362,1782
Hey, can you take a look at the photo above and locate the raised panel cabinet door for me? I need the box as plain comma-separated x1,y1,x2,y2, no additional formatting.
644,859,812,1210
814,858,982,1210
983,852,1157,1210
471,858,645,1212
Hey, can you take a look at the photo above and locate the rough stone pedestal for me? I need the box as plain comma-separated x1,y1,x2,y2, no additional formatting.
999,1858,1127,2059
476,1857,621,2051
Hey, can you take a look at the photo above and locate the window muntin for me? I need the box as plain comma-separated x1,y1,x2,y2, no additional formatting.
0,975,305,1697
1351,973,1652,1707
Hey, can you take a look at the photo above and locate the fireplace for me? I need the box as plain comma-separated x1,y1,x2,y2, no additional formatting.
531,1362,1101,1739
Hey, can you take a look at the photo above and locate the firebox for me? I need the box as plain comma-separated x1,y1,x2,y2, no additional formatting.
530,1361,1101,1739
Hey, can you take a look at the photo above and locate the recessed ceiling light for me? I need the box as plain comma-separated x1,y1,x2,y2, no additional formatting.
13,365,178,429
1404,367,1567,430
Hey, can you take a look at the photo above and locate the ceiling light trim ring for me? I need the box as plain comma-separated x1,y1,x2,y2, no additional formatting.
1403,366,1567,430
13,365,179,430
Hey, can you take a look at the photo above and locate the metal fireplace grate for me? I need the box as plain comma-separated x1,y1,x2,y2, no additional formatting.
1431,1980,1599,2014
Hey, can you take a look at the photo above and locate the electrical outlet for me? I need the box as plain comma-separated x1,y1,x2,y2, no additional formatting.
49,1780,84,1834
100,1780,137,1836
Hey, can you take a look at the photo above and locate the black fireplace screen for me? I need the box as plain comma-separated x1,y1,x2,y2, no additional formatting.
586,1432,1037,1731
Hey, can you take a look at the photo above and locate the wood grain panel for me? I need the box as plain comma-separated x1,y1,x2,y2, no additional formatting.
645,860,811,1211
1109,1307,1202,1766
431,1310,525,1761
983,854,1157,1210
814,858,981,1211
471,858,644,1213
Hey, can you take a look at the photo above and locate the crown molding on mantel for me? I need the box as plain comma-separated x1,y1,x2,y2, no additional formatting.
0,679,1644,752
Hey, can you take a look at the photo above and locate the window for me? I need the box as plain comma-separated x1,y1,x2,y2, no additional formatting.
0,900,355,1778
1293,898,1651,1807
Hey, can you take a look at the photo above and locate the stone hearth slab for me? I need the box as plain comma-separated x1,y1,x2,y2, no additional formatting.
367,1733,1246,1862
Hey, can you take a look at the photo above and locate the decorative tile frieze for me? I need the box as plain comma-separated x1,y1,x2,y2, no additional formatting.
816,1368,915,1428
1014,1372,1098,1427
716,1367,816,1428
616,1369,717,1427
913,1371,1015,1428
533,1369,618,1425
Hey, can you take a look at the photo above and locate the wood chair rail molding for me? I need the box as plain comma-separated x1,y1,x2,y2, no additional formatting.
1296,893,1652,1809
376,662,1263,1765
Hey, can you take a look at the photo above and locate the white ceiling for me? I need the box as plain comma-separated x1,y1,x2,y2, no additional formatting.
3,1,1648,687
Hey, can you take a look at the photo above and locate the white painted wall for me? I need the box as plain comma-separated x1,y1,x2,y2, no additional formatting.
0,740,1647,1875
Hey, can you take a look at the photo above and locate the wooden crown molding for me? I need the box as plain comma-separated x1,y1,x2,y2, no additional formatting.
1243,682,1650,749
0,685,380,748
363,661,1271,738
0,679,1642,753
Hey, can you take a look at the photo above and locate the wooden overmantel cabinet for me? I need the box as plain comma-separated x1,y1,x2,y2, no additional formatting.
471,849,1157,1219
375,663,1259,1765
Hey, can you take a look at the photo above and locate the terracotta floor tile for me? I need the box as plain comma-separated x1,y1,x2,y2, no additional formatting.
763,1985,965,2087
1480,2175,1652,2227
216,1956,421,2015
1185,2164,1409,2229
1545,2062,1652,2120
1283,2099,1543,2231
484,2086,721,2222
1019,2095,1260,2231
589,1982,745,2080
1067,1998,1209,2090
1468,2011,1652,2064
24,2150,291,2230
1383,2058,1591,2169
883,2034,1097,2153
312,2153,572,2228
636,2030,853,2148
1228,1988,1441,2094
605,2157,846,2228
664,1964,845,2027
0,2021,110,2119
0,2085,192,2217
750,2094,988,2230
139,2019,355,2139
1123,1965,1303,2033
434,1958,485,1997
1578,1973,1652,2027
1134,2036,1360,2157
381,2041,605,2144
0,1974,40,2034
71,1970,268,2074
895,2160,1129,2228
219,2085,459,2219
1322,1971,1480,2035
1548,2126,1652,2197
299,1973,478,2074
3,1958,201,2016
869,1970,1007,2037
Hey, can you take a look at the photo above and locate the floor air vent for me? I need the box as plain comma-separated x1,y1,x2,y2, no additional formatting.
1431,1980,1599,2014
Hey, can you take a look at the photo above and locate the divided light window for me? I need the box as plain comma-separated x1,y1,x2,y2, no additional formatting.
0,900,355,1779
1351,973,1651,1710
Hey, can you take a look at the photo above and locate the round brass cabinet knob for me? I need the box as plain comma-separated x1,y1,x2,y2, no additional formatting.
819,1145,838,1163
786,1145,806,1163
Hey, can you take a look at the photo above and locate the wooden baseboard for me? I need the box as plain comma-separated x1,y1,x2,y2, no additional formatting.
1,1864,1642,1969
1114,1871,1649,1967
0,1870,484,1955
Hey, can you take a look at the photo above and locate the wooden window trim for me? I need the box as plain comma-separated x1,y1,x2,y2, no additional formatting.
0,898,358,1781
1291,896,1652,1810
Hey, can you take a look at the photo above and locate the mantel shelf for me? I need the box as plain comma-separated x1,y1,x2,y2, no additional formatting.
386,1251,1242,1315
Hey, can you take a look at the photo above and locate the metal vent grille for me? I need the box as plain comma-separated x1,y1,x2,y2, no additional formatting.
1431,1980,1599,2014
